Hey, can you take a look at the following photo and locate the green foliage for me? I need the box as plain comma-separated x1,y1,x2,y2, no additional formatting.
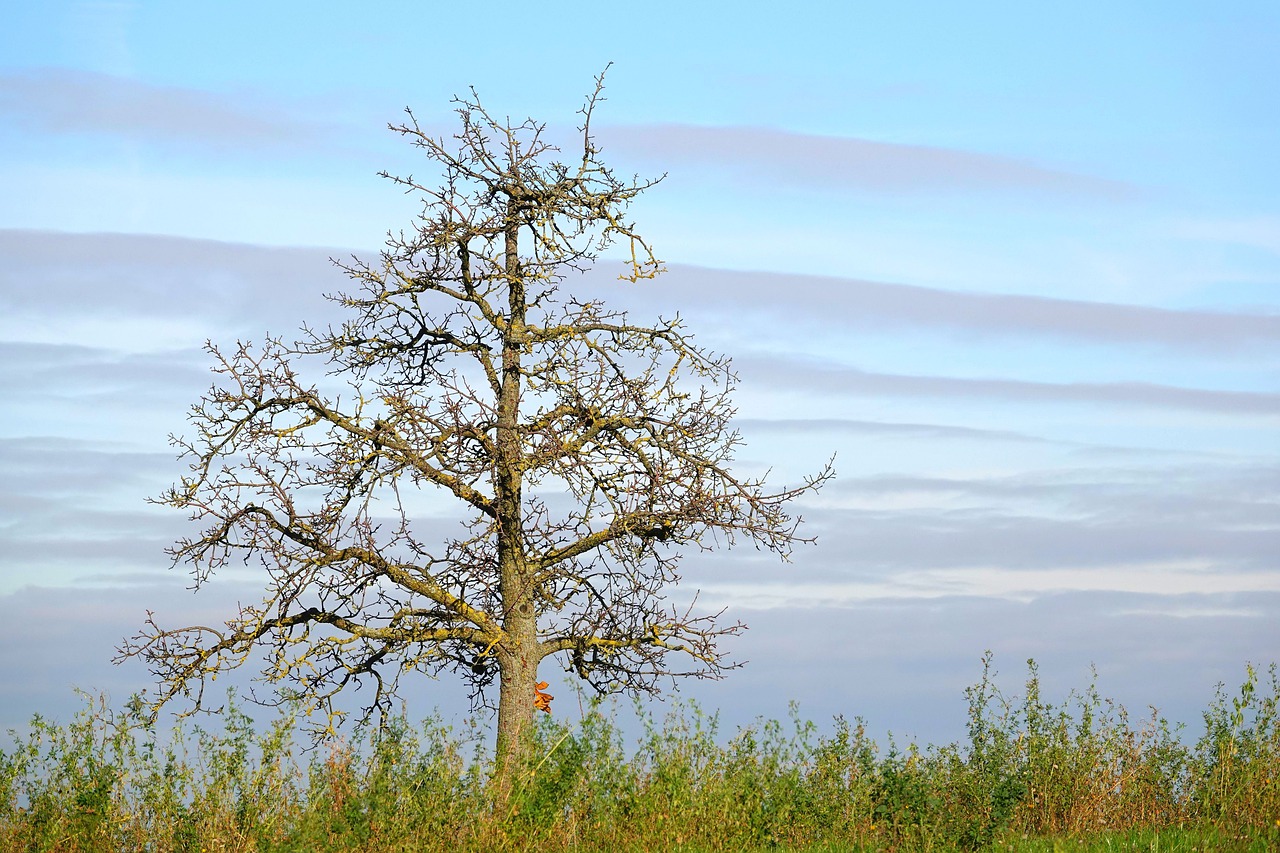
1,659,1276,852
1189,663,1280,828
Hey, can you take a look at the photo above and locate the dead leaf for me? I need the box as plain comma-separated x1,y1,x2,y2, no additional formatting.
534,680,553,713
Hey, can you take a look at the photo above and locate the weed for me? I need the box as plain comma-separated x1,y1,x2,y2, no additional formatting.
0,658,1275,852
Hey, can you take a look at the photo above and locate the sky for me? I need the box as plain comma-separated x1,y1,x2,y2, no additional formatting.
0,1,1277,748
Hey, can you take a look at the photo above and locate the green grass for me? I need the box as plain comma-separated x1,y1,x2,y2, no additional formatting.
1,655,1276,852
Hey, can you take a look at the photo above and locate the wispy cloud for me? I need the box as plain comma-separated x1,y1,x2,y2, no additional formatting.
0,68,340,152
0,341,206,405
679,457,1280,606
0,437,178,586
697,565,1280,608
0,230,349,347
640,266,1280,354
742,355,1280,415
602,123,1138,200
764,504,1277,576
1174,216,1280,259
9,231,1274,357
827,467,1280,524
737,417,1058,445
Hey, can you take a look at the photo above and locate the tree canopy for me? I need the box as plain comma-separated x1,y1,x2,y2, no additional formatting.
118,71,832,784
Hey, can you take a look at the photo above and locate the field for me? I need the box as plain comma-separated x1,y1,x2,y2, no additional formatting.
1,656,1276,852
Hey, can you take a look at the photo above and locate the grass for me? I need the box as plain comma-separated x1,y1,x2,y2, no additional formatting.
0,654,1276,852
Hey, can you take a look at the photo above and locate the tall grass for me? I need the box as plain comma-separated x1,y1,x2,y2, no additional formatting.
1,656,1276,852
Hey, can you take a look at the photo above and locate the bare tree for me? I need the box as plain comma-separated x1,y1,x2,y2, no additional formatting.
118,70,832,789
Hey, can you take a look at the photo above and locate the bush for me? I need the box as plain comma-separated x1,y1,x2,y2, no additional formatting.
0,658,1275,852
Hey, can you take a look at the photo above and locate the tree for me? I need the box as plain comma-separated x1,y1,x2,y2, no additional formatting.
117,71,832,791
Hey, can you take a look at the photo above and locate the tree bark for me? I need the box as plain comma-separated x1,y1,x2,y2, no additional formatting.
492,210,536,800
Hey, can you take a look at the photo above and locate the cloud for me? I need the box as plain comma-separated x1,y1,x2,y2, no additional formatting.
639,265,1280,354
5,231,1276,357
740,355,1280,415
1,578,1272,752
0,434,496,594
737,417,1059,445
697,565,1280,609
0,229,348,327
826,465,1280,521
0,437,182,590
0,230,1273,749
1174,215,1280,259
839,506,1272,574
735,418,1264,464
601,123,1137,200
716,505,1277,580
0,68,339,152
0,233,312,322
0,579,277,733
712,592,1278,744
0,341,206,400
677,457,1279,607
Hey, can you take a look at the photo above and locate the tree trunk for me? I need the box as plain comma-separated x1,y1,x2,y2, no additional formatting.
493,625,538,804
492,209,534,805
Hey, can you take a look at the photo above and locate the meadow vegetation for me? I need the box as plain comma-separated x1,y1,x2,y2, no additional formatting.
1,655,1276,852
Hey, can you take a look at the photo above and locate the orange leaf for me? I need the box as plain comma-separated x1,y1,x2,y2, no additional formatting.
533,680,553,713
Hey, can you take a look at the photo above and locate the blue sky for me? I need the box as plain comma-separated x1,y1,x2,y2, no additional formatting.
0,1,1276,745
